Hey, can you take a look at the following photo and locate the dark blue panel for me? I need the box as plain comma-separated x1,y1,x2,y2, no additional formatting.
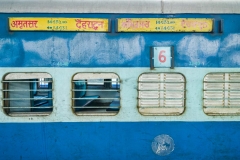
1,13,240,67
0,122,240,159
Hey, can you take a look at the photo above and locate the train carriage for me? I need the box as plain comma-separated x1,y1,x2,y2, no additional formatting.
1,0,240,159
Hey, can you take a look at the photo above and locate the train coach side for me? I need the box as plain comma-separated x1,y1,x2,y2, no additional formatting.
1,0,240,159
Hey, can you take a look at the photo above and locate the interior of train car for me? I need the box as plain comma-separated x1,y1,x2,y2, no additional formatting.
72,73,120,115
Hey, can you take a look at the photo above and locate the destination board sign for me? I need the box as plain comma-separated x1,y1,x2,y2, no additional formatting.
117,18,213,32
9,18,110,32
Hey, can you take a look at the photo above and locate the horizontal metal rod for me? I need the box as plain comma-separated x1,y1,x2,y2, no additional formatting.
204,81,240,83
72,89,120,92
138,81,185,83
72,80,119,83
2,81,52,83
72,106,120,109
2,89,52,92
3,98,53,100
204,98,240,100
3,106,53,108
204,89,240,91
137,106,184,108
72,98,120,100
138,98,185,100
204,106,240,108
138,90,185,91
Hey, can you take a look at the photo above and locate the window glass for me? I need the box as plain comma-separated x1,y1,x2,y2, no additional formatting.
138,73,185,115
204,73,240,115
72,73,120,115
2,73,53,116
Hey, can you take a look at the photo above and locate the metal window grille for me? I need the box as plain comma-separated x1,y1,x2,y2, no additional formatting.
204,73,240,115
2,73,53,116
72,73,120,115
138,73,185,115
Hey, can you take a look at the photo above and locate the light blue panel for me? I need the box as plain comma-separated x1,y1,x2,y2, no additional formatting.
1,67,240,122
153,47,172,68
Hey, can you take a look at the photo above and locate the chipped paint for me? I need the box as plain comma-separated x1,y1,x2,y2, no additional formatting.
151,134,174,156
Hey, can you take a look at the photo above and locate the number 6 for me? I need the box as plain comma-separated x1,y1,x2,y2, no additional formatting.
159,50,166,63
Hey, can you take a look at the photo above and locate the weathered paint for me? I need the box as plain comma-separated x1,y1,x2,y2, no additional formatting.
151,134,175,156
1,14,240,67
0,122,240,159
1,6,240,159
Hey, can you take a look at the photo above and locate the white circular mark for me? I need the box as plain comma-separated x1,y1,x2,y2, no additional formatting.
151,134,175,156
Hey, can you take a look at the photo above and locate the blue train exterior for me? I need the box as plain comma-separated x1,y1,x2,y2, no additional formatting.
1,0,240,159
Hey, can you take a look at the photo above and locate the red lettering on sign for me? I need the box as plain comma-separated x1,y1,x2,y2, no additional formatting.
181,20,208,30
121,19,150,29
159,50,166,63
75,19,104,30
11,20,38,29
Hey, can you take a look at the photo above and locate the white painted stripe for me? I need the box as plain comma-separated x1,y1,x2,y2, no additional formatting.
0,0,240,13
1,67,240,122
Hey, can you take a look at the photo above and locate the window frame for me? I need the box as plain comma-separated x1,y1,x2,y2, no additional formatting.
137,72,186,116
2,72,53,116
72,72,121,116
203,72,240,115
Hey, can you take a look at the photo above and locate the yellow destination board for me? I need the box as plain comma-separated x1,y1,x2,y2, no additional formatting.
117,18,213,32
9,18,110,32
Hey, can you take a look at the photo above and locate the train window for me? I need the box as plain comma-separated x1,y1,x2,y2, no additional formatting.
2,73,53,116
138,73,185,115
72,73,120,115
204,73,240,115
